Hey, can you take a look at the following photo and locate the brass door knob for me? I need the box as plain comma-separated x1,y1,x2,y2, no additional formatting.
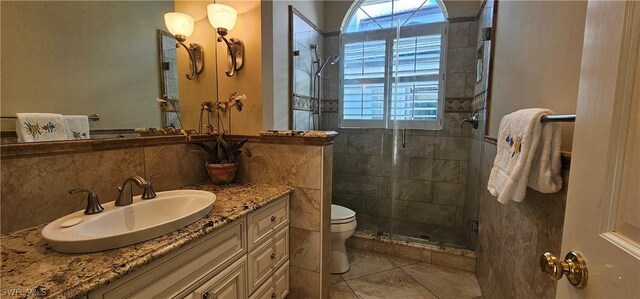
539,251,588,289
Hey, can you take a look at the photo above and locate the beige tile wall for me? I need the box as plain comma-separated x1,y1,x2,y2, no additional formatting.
476,141,569,298
245,142,332,299
1,144,209,233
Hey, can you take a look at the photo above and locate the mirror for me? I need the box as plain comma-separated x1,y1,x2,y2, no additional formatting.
289,7,331,131
0,1,200,141
158,30,183,130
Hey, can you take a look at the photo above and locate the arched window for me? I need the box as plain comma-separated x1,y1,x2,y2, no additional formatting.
340,0,448,129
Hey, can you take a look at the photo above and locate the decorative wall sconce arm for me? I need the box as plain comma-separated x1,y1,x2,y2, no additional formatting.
164,12,204,80
176,38,205,80
216,31,244,77
208,4,244,77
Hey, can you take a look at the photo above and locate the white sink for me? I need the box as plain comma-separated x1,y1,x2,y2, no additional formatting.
42,190,216,253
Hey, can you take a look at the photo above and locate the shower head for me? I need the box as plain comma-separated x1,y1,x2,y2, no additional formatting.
316,54,341,76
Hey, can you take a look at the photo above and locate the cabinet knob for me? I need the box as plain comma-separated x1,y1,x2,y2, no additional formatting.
270,253,276,260
202,291,218,299
271,292,277,299
271,215,278,223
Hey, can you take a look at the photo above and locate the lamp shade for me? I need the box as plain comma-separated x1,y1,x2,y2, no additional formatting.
207,4,237,30
164,12,195,38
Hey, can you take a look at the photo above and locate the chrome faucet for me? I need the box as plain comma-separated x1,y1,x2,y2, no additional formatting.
115,176,149,206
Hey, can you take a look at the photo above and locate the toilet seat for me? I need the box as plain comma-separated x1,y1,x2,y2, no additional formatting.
331,204,356,224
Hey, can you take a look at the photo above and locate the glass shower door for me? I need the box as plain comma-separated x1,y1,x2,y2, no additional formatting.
388,21,472,249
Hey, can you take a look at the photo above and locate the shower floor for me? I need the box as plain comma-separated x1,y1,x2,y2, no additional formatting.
356,214,469,249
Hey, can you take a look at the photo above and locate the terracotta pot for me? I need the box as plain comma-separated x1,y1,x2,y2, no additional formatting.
206,162,239,185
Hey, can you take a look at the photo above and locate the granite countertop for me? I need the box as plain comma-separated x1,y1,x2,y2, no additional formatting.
0,183,293,298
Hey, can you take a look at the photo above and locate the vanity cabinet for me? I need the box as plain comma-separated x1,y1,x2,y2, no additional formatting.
88,195,289,299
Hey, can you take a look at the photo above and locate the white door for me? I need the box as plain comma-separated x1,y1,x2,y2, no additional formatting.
551,1,640,298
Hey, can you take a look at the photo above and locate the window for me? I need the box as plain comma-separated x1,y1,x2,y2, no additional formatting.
340,0,448,129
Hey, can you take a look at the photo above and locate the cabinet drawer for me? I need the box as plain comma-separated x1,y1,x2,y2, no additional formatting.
192,257,247,299
248,276,275,299
248,227,289,293
89,219,246,299
247,196,288,249
249,261,289,299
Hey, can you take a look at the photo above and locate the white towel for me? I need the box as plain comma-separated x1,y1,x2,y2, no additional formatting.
63,115,90,140
16,113,67,143
487,108,563,204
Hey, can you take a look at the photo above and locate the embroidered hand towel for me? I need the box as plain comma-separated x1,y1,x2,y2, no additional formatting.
487,108,562,203
527,115,563,193
63,115,90,140
16,113,67,143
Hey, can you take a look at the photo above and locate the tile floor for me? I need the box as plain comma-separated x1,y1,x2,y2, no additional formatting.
330,248,482,299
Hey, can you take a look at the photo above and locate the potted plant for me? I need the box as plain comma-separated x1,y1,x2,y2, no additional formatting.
190,133,251,185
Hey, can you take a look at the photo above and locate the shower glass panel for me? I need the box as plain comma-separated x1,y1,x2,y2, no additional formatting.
336,9,474,250
336,19,400,235
388,21,469,248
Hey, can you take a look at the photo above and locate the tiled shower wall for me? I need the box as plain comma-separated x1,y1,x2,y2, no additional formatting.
292,13,325,131
331,119,472,246
320,20,480,248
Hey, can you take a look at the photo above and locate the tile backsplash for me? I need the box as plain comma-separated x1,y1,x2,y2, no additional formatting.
1,143,208,233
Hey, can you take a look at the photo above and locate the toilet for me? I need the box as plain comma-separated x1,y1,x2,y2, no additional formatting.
331,204,357,274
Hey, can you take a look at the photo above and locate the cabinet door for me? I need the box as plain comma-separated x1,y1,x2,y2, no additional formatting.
89,219,246,299
273,261,289,299
193,258,247,299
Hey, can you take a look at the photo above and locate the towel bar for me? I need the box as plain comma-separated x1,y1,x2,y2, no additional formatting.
541,114,575,122
1,113,100,121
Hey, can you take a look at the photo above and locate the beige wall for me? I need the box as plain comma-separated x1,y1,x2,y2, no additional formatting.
1,1,172,130
176,1,263,135
262,0,326,130
323,1,352,32
173,1,218,131
488,1,587,151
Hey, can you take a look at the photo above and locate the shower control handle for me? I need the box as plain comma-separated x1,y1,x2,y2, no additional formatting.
461,112,480,129
539,251,588,289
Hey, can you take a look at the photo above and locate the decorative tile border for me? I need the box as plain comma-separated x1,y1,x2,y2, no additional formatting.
445,98,474,113
472,93,486,111
322,100,339,113
293,94,315,111
299,97,475,113
293,94,338,113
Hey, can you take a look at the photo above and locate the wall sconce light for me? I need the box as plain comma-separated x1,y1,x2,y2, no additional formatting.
164,12,205,80
207,4,244,77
